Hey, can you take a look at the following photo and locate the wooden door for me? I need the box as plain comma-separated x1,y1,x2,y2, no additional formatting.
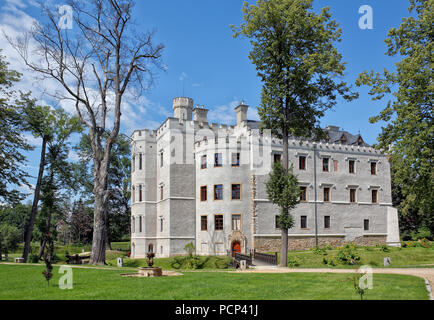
232,241,241,256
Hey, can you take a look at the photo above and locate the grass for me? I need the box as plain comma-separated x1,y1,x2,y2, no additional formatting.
0,264,429,300
280,246,434,268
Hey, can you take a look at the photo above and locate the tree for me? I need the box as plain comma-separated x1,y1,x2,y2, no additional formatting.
266,162,300,254
0,203,31,242
70,200,93,245
7,0,164,264
0,52,33,205
0,223,20,261
20,99,82,262
356,0,433,235
232,0,357,266
73,133,131,247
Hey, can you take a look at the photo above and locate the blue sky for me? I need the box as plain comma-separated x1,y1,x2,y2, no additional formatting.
0,0,412,199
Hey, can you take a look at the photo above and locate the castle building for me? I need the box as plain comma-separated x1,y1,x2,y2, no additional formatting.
130,97,401,258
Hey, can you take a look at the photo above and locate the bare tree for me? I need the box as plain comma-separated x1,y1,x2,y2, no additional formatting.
7,0,164,264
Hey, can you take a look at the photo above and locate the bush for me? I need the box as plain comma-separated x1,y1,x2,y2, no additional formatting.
336,247,361,265
379,244,390,252
322,256,336,267
214,257,231,269
287,257,300,267
170,255,208,270
412,227,432,241
28,253,39,263
311,246,327,255
419,238,431,248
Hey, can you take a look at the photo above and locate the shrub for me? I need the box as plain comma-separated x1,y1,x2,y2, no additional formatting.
214,257,231,269
412,227,432,241
287,257,300,267
311,246,327,255
364,246,373,251
325,244,333,250
28,253,39,263
322,256,336,267
419,238,431,248
379,244,390,252
336,247,361,265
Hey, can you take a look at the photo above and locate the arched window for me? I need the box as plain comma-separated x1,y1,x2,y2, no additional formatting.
148,243,154,253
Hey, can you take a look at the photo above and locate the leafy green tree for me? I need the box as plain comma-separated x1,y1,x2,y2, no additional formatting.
266,162,300,260
20,98,82,262
0,223,20,260
356,0,433,235
232,0,357,266
0,203,31,241
0,52,33,205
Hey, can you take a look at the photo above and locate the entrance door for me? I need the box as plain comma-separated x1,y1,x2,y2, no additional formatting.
232,241,241,256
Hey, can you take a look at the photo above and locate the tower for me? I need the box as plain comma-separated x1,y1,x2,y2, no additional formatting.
173,97,193,120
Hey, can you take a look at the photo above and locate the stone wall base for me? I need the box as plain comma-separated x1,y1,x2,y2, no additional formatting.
254,235,387,252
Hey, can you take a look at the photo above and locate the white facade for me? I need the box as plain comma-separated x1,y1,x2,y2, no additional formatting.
130,97,400,258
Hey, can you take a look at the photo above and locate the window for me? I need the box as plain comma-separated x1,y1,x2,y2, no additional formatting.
275,215,281,229
139,216,142,233
160,186,163,200
200,186,207,201
323,158,329,172
300,186,307,202
349,160,355,174
139,185,143,202
148,243,153,253
333,160,338,172
323,187,330,202
215,215,224,231
160,218,163,232
160,152,164,167
132,217,135,233
301,216,307,229
201,216,208,231
232,153,240,167
232,214,241,231
139,153,143,170
350,188,356,203
371,162,377,175
364,219,370,231
371,189,378,204
132,186,135,203
214,153,222,167
274,154,281,164
214,185,223,200
132,154,135,172
231,184,241,200
324,216,330,229
201,155,207,169
299,156,306,170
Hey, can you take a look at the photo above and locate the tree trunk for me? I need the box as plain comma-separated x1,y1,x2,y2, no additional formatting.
280,127,289,267
105,208,111,250
22,135,48,262
37,238,47,260
89,181,107,265
0,248,2,261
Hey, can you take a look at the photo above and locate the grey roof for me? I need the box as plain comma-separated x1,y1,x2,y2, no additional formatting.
245,121,369,147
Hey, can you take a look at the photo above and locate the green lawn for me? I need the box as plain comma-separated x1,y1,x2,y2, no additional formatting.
0,264,429,300
282,246,434,268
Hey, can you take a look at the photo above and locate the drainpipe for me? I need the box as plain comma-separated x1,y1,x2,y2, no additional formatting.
313,143,318,246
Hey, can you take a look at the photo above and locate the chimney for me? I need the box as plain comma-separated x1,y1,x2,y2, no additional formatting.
193,105,209,123
235,101,248,126
326,125,340,132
